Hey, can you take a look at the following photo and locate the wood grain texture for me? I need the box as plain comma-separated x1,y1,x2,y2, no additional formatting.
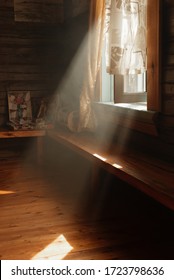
147,0,161,111
0,129,45,138
47,128,174,211
14,0,64,23
160,1,174,140
0,1,89,127
93,102,159,136
0,147,174,260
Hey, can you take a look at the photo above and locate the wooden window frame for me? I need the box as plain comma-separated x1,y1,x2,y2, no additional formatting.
147,0,161,111
94,0,162,136
100,0,162,112
114,74,147,103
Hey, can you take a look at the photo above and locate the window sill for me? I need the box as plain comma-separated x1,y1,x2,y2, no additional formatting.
93,102,159,136
112,102,147,111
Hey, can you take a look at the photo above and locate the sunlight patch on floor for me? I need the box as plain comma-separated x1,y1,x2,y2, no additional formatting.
0,190,15,195
31,234,73,260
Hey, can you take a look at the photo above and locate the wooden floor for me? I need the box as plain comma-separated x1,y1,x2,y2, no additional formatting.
0,141,174,260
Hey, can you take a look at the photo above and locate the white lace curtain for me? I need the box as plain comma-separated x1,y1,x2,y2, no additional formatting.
53,0,147,132
105,0,147,75
78,0,147,131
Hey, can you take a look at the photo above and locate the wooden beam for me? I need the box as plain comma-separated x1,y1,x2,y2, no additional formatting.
147,0,162,111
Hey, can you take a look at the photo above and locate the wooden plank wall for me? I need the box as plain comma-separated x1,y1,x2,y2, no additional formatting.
0,0,89,127
72,0,90,17
2,0,174,148
14,0,64,23
64,0,89,20
160,0,174,143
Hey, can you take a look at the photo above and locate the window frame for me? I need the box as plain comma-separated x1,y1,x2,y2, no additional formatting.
113,74,147,103
94,0,162,136
146,0,161,111
99,0,162,111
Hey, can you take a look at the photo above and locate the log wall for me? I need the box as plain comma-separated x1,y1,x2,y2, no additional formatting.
160,0,174,143
1,0,174,151
0,0,89,126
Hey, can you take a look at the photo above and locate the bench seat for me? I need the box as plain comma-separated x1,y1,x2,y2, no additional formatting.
47,127,174,211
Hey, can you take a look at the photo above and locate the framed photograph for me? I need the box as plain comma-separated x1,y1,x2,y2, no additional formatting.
7,91,33,130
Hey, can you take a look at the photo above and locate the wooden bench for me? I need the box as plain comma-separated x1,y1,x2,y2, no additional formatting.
0,129,46,164
1,126,173,210
47,127,174,211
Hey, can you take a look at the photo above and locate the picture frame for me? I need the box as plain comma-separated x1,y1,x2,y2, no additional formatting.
7,91,33,130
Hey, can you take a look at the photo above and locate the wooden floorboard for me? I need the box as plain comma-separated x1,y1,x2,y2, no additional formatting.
0,146,174,260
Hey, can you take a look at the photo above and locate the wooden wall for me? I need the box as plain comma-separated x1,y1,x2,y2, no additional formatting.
160,0,174,143
64,0,89,19
0,0,89,126
1,0,174,154
14,0,64,23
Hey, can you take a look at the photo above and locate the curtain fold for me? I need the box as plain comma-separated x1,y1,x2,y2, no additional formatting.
53,0,147,132
52,0,105,132
78,0,105,132
78,0,147,131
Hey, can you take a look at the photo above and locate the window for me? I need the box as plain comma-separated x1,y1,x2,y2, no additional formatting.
101,0,161,112
102,41,147,107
